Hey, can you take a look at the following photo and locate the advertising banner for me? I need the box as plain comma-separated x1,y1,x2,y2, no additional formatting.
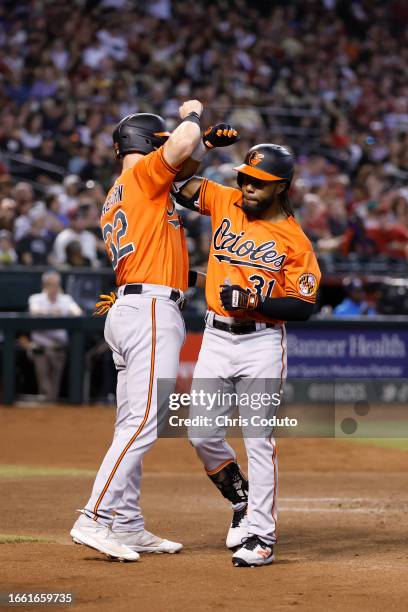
179,327,408,404
286,329,408,378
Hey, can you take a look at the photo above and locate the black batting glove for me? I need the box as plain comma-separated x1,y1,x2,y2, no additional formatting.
220,284,259,311
203,123,239,149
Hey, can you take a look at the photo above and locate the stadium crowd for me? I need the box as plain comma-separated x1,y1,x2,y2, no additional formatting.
0,0,407,272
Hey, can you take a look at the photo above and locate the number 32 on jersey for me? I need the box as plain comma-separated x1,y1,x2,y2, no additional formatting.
102,209,135,269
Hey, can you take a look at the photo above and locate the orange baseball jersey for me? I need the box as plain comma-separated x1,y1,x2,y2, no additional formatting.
199,179,321,323
101,146,188,291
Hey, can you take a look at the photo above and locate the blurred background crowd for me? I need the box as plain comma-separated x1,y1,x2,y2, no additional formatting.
0,0,407,315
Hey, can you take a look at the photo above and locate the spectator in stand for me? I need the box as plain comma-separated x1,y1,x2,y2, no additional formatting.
12,182,37,241
0,229,17,265
58,175,81,215
0,197,17,232
65,240,91,267
389,193,408,228
31,133,66,184
298,194,330,243
44,193,68,236
19,113,43,150
0,175,13,200
74,201,107,264
16,212,54,265
333,278,376,316
79,145,114,191
52,208,98,266
0,0,407,272
27,270,82,401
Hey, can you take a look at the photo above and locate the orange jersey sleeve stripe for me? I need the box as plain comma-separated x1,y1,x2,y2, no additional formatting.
158,148,180,174
199,179,209,214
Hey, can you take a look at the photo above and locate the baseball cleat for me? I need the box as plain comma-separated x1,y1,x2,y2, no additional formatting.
113,529,183,554
70,512,140,562
232,535,274,567
226,505,249,549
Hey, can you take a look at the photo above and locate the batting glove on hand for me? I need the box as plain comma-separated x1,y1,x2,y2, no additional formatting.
220,284,259,311
93,291,117,316
203,123,239,149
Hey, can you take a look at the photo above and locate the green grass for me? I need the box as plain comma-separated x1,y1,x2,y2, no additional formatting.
346,438,408,451
0,534,52,544
0,465,96,479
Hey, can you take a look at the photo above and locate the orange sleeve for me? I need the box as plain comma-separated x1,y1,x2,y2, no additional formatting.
284,251,321,303
199,179,241,216
134,147,182,200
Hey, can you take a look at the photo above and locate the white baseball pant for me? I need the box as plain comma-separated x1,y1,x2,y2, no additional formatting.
83,284,185,531
189,315,287,545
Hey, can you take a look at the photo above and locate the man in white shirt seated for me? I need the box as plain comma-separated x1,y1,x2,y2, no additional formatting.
28,270,82,401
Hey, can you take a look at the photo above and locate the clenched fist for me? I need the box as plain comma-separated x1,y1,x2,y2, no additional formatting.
220,284,259,311
203,123,239,149
179,100,203,119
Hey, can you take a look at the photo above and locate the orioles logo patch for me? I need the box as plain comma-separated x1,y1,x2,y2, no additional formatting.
248,151,264,166
297,273,317,296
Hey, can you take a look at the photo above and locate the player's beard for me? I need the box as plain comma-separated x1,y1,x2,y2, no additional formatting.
239,195,274,217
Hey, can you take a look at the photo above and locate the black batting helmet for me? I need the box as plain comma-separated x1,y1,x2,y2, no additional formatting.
112,113,170,158
234,144,295,187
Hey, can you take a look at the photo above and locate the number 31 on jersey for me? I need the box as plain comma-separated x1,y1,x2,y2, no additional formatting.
102,209,135,269
248,274,275,298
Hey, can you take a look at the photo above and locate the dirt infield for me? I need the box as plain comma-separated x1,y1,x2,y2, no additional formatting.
0,406,407,611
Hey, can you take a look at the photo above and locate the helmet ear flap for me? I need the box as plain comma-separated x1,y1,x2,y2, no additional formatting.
237,172,244,187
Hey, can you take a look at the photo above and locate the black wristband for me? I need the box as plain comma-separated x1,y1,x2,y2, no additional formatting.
188,270,198,287
181,112,201,127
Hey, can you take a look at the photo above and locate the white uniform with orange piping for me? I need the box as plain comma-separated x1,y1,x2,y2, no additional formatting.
188,178,320,546
189,324,284,545
83,147,187,530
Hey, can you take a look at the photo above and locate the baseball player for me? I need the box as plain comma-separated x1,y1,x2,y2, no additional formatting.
70,105,239,562
174,144,321,566
70,101,207,562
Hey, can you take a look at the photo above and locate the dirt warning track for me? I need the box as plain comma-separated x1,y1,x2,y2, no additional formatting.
0,406,407,611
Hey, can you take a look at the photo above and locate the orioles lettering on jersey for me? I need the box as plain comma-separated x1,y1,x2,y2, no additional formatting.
198,178,321,322
213,218,286,272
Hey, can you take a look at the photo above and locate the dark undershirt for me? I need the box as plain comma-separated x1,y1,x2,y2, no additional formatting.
256,296,314,321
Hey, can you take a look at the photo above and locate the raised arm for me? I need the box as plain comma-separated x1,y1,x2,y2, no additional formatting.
174,123,239,182
172,123,240,210
163,100,203,168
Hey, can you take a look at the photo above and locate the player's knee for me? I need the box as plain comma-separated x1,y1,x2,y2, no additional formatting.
188,436,207,450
